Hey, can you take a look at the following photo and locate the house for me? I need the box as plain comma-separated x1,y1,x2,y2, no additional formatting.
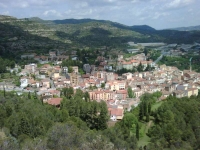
83,64,91,73
173,90,185,98
133,88,143,98
89,90,115,101
63,67,68,73
39,67,48,74
127,49,140,54
55,82,65,89
122,61,132,70
177,84,188,91
46,98,63,107
186,88,198,97
109,106,124,121
122,72,132,80
72,66,78,73
49,51,56,57
116,90,127,100
53,61,62,65
105,72,116,82
162,90,171,98
86,78,96,87
70,72,79,85
41,79,50,88
165,84,176,92
54,66,62,73
97,56,105,62
28,79,39,88
106,80,126,91
24,63,37,73
53,72,60,79
20,77,28,88
118,55,124,61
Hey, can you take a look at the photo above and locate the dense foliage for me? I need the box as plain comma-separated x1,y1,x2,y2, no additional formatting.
159,55,200,72
0,89,138,149
0,57,15,73
147,95,200,150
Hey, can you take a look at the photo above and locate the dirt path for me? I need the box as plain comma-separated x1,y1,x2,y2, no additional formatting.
145,120,153,133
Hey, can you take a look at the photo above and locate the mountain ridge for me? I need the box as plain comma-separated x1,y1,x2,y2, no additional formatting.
0,14,200,53
170,25,200,31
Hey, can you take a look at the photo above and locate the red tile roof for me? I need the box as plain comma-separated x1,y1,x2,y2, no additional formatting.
109,108,124,116
47,98,63,106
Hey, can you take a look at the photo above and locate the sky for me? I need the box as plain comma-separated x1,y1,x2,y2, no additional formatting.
0,0,200,29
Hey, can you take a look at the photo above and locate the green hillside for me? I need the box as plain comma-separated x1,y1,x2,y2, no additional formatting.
1,15,200,58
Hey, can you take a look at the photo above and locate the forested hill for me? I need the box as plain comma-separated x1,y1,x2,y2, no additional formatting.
1,15,200,57
170,25,200,31
1,88,200,149
147,95,200,150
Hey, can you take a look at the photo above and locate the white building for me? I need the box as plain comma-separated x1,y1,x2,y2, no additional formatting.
20,78,28,88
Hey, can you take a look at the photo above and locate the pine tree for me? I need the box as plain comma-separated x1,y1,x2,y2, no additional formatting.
137,62,144,72
148,103,151,114
84,92,90,102
139,102,144,120
136,123,139,140
28,92,31,99
98,101,108,130
40,96,44,105
128,87,134,98
67,87,74,99
144,101,147,116
20,117,30,136
146,113,150,122
34,90,37,99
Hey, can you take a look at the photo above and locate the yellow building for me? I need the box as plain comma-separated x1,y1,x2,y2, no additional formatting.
53,73,60,79
187,88,198,97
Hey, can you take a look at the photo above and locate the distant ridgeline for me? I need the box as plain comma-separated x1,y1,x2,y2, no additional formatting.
0,15,200,56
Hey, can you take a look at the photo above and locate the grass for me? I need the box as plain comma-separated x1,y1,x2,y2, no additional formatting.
152,101,164,112
138,121,153,147
123,52,140,58
137,101,164,148
0,131,6,139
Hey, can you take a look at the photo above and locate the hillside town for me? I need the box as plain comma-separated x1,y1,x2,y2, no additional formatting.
1,50,200,122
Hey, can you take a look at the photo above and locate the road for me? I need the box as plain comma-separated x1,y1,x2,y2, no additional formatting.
50,78,55,89
154,54,163,64
50,72,55,89
153,51,168,64
3,87,34,93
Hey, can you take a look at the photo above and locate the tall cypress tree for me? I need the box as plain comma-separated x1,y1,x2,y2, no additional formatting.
28,92,31,99
144,101,147,116
139,102,144,120
98,101,108,130
84,92,90,102
128,87,134,98
148,103,151,114
136,123,139,140
34,90,37,99
146,113,150,122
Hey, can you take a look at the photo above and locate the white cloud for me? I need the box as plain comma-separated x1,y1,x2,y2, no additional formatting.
153,12,169,19
166,0,194,8
43,10,63,18
75,2,88,8
21,2,29,8
0,0,199,29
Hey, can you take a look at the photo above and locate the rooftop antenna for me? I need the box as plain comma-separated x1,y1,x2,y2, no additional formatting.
189,57,193,72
